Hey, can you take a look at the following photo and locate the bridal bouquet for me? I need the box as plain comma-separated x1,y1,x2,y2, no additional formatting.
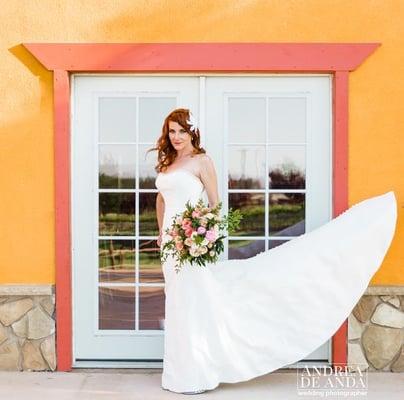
160,198,242,273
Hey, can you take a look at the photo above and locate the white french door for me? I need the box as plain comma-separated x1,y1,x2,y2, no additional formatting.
72,74,332,367
205,76,332,366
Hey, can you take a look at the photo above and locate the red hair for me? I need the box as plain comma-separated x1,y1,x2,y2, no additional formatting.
147,108,206,173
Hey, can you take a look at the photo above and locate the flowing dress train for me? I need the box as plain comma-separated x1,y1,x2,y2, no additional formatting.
155,169,397,393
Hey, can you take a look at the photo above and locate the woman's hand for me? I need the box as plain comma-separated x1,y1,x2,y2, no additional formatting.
157,231,163,247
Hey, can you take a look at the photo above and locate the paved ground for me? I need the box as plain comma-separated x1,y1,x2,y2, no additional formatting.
0,369,403,399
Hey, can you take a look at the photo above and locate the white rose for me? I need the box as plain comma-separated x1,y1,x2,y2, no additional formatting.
190,244,203,257
189,246,198,257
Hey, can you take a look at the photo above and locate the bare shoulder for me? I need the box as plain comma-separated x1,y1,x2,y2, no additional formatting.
195,153,216,176
195,153,213,164
197,153,216,179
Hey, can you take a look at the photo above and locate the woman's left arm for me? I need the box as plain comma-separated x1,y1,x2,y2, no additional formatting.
199,155,220,208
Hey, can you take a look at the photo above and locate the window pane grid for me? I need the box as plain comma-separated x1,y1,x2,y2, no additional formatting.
227,94,307,255
96,95,167,332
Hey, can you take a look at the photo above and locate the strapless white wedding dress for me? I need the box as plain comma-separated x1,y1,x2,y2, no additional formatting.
155,168,397,394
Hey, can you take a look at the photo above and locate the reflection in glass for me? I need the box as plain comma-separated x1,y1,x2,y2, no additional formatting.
139,144,158,189
139,97,176,142
228,146,265,189
139,286,165,330
269,239,289,250
99,286,135,330
268,193,305,236
99,193,135,236
99,144,136,189
139,193,158,236
268,97,306,143
99,97,137,143
268,145,306,189
139,239,164,283
228,97,266,143
229,240,265,259
229,193,265,236
98,240,135,283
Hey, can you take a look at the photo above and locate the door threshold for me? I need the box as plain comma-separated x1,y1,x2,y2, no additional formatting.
73,360,163,368
73,359,330,370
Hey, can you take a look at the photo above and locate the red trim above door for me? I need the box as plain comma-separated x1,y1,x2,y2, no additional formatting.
23,42,378,72
22,42,380,371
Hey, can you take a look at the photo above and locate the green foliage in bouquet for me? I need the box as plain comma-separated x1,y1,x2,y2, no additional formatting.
160,198,243,273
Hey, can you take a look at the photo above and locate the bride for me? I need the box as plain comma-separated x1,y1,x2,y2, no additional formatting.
151,108,397,394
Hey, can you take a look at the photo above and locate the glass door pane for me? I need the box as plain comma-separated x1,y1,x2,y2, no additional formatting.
205,75,332,363
72,75,199,361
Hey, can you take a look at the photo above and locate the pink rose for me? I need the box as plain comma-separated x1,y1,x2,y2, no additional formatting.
192,210,201,218
205,229,216,242
175,241,184,251
185,227,194,237
181,219,192,229
197,226,206,235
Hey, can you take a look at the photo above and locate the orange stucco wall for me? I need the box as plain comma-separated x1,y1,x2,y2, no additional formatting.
0,1,403,284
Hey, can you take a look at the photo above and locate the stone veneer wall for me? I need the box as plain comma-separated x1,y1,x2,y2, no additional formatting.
0,284,55,371
348,286,404,372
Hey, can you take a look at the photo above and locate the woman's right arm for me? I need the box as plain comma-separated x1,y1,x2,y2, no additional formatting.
156,192,165,246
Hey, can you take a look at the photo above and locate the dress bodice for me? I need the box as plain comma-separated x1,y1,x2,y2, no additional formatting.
155,168,206,231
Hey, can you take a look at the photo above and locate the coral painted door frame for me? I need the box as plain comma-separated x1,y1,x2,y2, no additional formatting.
23,42,380,371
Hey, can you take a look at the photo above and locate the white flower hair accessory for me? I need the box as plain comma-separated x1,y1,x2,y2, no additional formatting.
186,112,199,133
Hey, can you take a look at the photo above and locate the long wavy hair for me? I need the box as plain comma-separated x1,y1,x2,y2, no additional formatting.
147,108,206,173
